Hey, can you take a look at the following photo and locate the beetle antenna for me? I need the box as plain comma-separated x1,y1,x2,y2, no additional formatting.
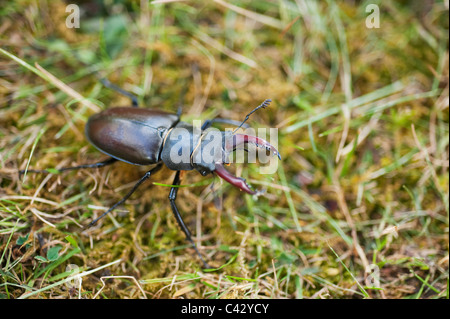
232,99,272,134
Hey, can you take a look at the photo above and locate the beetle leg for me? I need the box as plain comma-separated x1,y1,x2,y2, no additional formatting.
176,86,188,117
100,78,139,107
168,171,210,268
88,163,163,227
19,157,117,179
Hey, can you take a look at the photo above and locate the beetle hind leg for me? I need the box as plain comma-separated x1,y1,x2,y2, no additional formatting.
100,78,139,107
169,171,211,269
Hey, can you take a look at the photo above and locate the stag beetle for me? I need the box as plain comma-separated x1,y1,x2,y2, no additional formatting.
21,79,280,267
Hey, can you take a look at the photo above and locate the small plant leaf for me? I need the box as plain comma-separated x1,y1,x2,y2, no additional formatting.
46,246,62,262
35,255,48,263
16,234,30,245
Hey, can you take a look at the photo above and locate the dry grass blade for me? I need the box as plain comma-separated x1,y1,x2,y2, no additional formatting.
0,0,447,300
194,31,258,69
34,63,101,113
214,0,284,30
93,275,148,299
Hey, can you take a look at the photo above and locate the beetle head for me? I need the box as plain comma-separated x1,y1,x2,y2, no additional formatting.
192,130,280,195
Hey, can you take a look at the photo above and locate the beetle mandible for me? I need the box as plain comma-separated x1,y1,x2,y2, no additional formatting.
21,79,281,267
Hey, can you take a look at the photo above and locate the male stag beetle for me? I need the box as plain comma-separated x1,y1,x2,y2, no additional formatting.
21,79,281,267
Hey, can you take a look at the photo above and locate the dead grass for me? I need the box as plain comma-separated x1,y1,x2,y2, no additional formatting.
0,0,448,299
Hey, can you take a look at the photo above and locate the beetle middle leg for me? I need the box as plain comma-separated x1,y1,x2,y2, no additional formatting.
168,170,210,268
88,163,163,227
19,157,117,178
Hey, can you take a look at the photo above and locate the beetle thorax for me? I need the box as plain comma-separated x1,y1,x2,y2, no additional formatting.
191,129,227,175
160,123,226,175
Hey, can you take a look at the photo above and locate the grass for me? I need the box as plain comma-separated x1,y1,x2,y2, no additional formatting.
0,0,448,299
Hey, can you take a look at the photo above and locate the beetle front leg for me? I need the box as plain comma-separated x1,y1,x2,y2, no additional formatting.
168,171,210,268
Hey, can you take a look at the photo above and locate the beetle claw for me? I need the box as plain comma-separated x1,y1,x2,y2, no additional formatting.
215,133,280,194
224,133,280,160
214,163,257,195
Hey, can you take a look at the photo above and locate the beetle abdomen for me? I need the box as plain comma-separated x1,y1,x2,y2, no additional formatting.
85,107,179,165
